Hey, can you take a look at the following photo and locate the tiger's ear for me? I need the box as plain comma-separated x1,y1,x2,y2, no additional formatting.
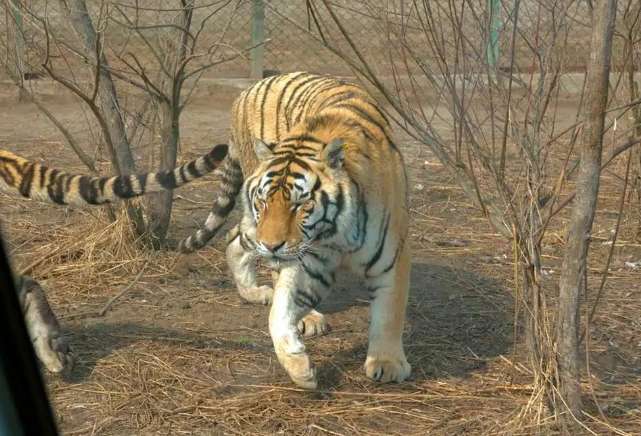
322,138,345,169
254,138,274,160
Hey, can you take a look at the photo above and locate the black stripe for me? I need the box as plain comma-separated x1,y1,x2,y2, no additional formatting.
305,250,328,266
317,90,359,111
186,160,198,180
157,170,178,190
275,72,308,138
178,163,188,183
239,233,255,250
365,213,391,274
260,76,279,139
204,144,229,170
113,175,134,198
282,75,319,130
294,288,320,309
226,229,241,246
282,134,324,144
378,245,401,275
292,78,333,125
294,78,340,124
358,199,369,249
301,261,330,288
334,103,397,150
137,174,147,194
18,164,35,198
78,176,99,204
291,157,311,171
37,164,47,190
286,76,327,122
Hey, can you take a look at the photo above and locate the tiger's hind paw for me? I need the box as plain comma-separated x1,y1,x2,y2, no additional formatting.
364,355,411,384
33,331,74,374
297,310,330,338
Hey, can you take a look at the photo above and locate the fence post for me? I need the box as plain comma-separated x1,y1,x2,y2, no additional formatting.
8,0,27,100
250,0,265,79
487,0,501,71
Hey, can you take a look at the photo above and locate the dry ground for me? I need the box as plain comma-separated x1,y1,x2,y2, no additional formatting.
1,80,640,435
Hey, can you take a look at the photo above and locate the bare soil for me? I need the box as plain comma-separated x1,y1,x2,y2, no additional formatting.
1,80,640,435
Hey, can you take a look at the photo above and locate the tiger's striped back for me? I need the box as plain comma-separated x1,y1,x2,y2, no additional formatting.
0,144,228,207
179,72,405,252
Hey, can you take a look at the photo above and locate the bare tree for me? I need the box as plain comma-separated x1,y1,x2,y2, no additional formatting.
57,0,147,236
1,0,252,246
4,0,27,100
556,0,617,417
269,0,636,427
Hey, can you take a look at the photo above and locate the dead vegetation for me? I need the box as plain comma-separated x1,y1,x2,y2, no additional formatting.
1,119,640,434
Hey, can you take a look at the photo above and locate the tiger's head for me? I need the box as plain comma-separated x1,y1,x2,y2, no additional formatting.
246,137,347,261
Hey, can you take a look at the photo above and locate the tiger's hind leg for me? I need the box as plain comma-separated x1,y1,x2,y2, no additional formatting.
226,226,273,305
363,243,411,384
271,270,330,338
18,276,74,374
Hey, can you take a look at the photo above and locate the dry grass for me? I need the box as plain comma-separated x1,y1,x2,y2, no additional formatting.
1,109,640,436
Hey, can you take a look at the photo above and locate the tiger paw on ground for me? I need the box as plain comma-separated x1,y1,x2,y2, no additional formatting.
274,332,318,390
364,354,411,383
33,331,74,374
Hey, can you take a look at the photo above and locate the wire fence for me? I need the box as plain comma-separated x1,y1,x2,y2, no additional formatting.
0,1,633,81
210,0,601,79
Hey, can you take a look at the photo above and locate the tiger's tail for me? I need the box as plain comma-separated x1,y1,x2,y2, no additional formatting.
178,157,243,253
0,144,228,207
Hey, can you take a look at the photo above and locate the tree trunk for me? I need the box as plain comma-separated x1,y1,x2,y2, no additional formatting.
63,0,146,236
556,0,616,417
146,100,179,246
145,1,193,246
6,0,27,101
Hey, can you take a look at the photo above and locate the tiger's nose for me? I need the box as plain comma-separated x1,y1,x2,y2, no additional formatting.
262,240,285,253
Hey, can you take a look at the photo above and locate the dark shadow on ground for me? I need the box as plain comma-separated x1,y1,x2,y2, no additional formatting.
58,260,512,389
317,261,513,387
60,321,273,383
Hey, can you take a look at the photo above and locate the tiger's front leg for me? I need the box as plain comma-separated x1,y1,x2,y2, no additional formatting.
363,243,411,383
271,270,330,338
269,260,335,389
226,226,274,305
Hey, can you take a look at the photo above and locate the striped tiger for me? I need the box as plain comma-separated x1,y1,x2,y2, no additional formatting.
1,144,228,373
178,72,411,389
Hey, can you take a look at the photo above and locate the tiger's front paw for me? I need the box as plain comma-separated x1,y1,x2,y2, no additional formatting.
364,354,411,384
273,332,317,389
238,285,274,305
297,310,330,338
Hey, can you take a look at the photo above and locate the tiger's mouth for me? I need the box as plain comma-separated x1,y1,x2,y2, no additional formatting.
256,245,309,262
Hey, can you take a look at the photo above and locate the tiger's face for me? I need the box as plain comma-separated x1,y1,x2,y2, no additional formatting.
247,138,346,261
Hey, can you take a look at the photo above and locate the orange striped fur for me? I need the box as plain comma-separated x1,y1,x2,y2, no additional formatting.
179,72,411,389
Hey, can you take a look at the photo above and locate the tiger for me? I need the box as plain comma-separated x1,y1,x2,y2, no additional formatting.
1,144,228,373
178,72,411,389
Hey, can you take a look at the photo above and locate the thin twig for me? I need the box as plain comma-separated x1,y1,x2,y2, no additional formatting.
98,259,149,316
